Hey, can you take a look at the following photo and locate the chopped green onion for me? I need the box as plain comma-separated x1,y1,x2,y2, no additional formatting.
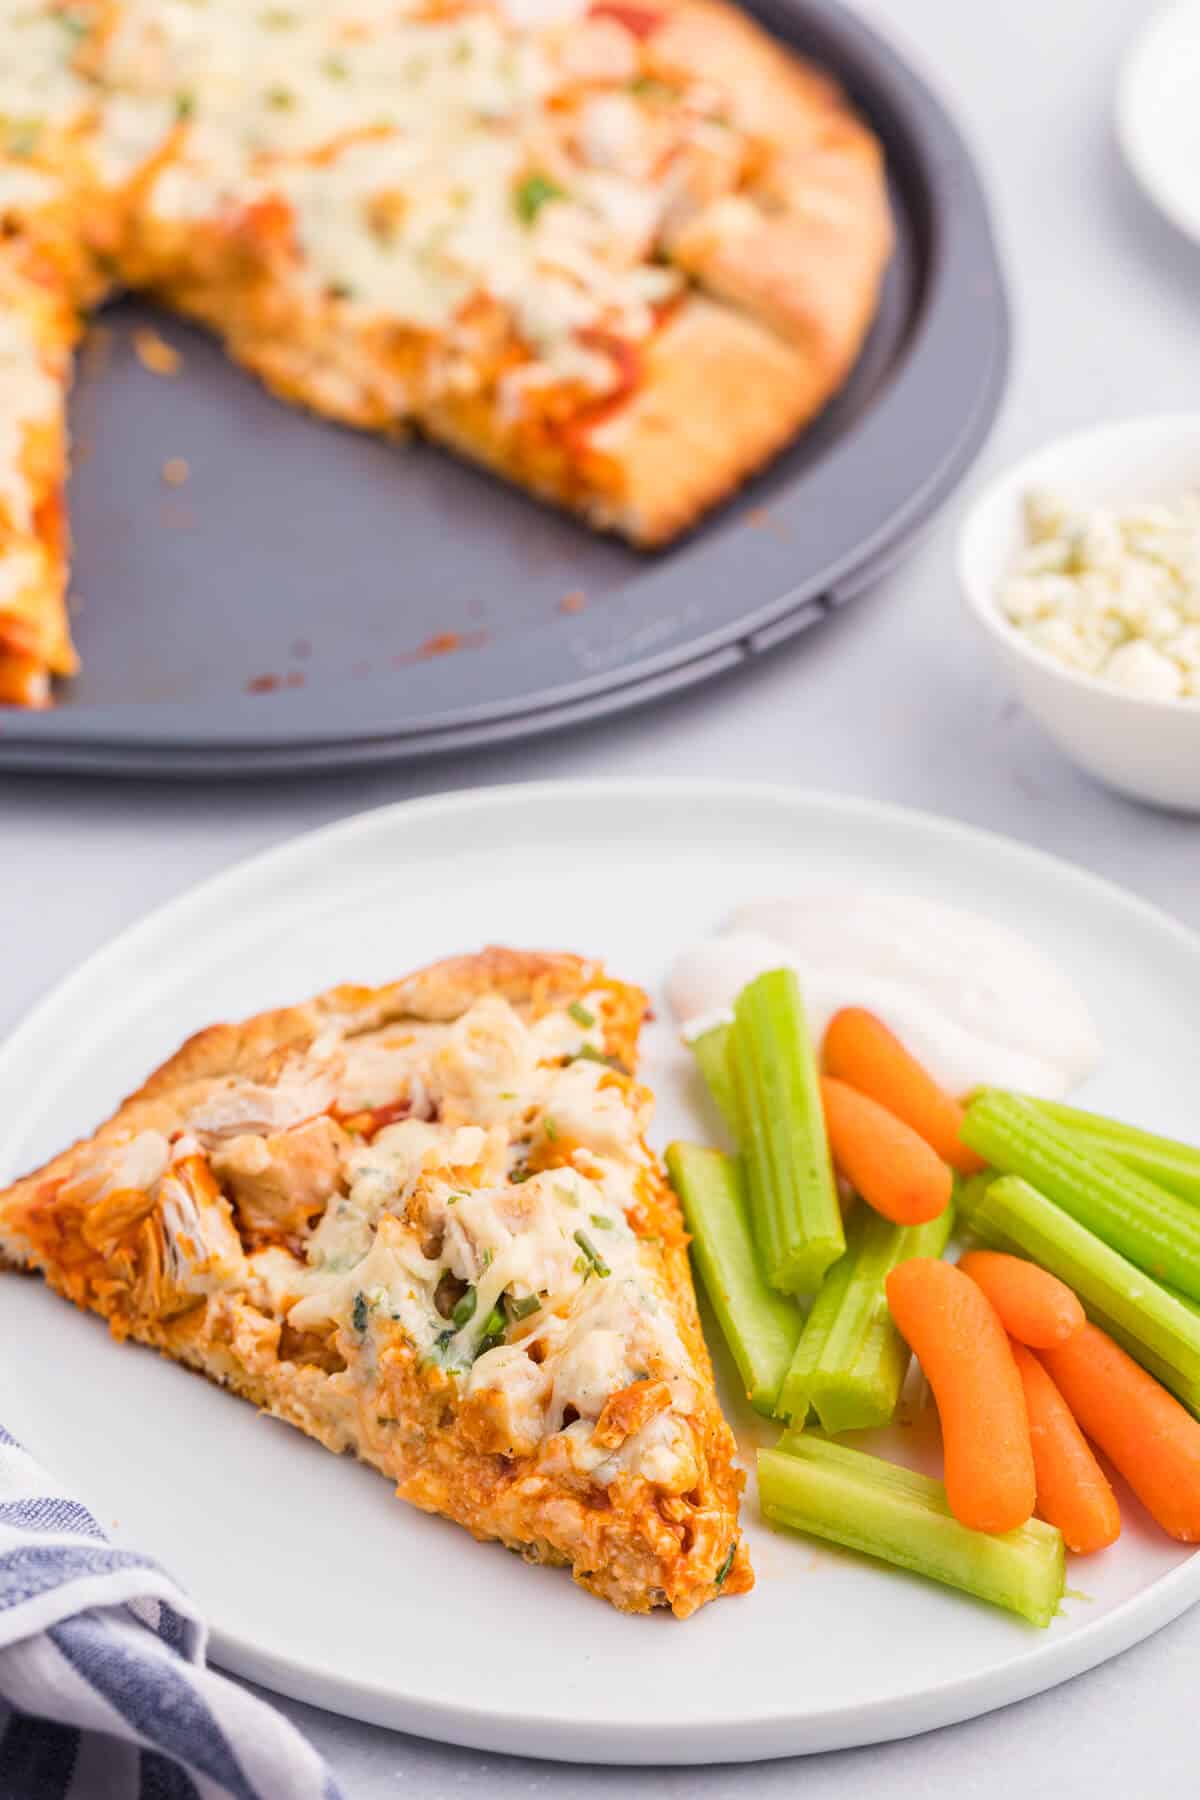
322,54,348,79
451,1286,478,1330
476,1305,506,1355
731,969,843,1294
573,1229,611,1278
568,1000,595,1029
963,1091,1200,1303
6,123,40,159
688,1020,739,1137
665,1143,801,1416
506,1292,542,1323
174,92,194,121
759,1435,1065,1629
568,1045,631,1076
509,1164,532,1184
543,1116,559,1142
266,85,295,110
714,1540,737,1587
959,1172,1200,1413
589,1213,613,1230
515,171,567,224
777,1199,955,1432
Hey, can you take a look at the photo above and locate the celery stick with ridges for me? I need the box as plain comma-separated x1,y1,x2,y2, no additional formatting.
1031,1097,1200,1209
688,1021,740,1138
962,1090,1200,1302
958,1172,1200,1413
777,1201,955,1432
759,1435,1065,1628
730,969,844,1293
665,1143,802,1415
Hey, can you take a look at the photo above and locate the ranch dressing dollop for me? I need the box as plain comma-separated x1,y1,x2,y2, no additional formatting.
668,891,1102,1100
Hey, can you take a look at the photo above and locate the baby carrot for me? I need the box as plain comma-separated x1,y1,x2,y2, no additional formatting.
821,1077,953,1227
1010,1342,1120,1554
822,1008,986,1176
1041,1324,1200,1542
957,1249,1085,1350
886,1258,1036,1533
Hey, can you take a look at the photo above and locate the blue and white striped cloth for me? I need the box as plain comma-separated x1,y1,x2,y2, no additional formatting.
0,1426,341,1800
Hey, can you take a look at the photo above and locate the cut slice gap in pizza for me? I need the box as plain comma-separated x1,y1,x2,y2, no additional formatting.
0,946,750,1617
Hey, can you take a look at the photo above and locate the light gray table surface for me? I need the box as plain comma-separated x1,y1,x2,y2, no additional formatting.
3,0,1199,1791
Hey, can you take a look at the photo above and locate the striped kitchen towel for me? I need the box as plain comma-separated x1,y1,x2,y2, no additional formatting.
0,1425,341,1800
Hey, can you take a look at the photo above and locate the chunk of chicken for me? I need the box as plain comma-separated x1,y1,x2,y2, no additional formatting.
209,1115,348,1239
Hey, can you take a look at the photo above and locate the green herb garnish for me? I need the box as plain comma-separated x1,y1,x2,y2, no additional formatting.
628,74,677,99
589,1213,613,1231
573,1230,611,1279
543,1116,559,1142
6,122,40,159
266,85,295,110
174,92,195,121
451,1286,478,1330
322,54,348,79
514,171,566,225
714,1541,737,1588
509,1163,532,1184
568,1000,595,1028
568,1045,631,1077
351,1291,368,1334
506,1292,542,1323
476,1305,507,1355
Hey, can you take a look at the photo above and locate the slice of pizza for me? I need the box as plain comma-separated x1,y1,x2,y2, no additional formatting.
0,948,751,1616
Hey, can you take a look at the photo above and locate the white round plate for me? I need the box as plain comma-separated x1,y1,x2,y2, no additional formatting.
1,781,1199,1765
1117,1,1200,243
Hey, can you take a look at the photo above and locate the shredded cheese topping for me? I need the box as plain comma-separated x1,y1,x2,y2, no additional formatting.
71,991,700,1491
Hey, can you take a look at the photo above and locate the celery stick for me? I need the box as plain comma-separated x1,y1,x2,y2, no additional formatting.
1031,1097,1200,1209
730,969,844,1294
962,1090,1200,1302
959,1172,1200,1413
759,1436,1064,1628
777,1202,955,1432
665,1143,802,1416
688,1022,740,1137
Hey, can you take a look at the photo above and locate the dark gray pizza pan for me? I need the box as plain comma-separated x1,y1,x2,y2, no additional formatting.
0,0,1009,778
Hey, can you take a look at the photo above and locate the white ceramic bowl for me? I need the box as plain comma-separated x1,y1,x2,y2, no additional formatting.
959,415,1200,811
1116,0,1200,246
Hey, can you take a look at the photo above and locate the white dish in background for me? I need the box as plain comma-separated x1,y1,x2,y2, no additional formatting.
1117,1,1200,244
1,781,1200,1764
959,415,1200,811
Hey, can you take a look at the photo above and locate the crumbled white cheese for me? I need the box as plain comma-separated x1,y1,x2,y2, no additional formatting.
998,487,1200,699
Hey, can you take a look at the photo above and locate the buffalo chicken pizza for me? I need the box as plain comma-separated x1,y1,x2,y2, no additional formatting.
0,947,751,1616
0,0,892,705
